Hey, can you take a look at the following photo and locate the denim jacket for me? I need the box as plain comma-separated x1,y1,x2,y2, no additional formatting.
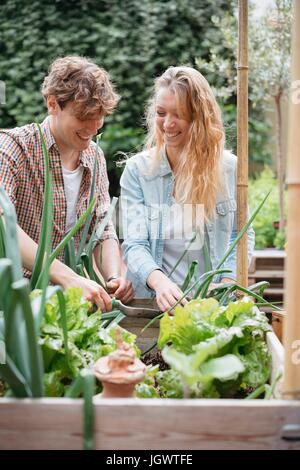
120,149,255,298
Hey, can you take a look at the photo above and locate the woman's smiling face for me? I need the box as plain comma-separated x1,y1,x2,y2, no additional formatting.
155,87,191,153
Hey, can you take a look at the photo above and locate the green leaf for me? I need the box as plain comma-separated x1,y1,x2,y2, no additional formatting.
0,216,6,258
162,346,203,386
86,196,118,257
0,187,23,281
30,123,53,290
56,290,69,363
13,279,44,397
216,191,271,271
44,370,65,397
239,338,271,389
200,354,244,382
181,260,198,292
156,369,184,399
35,197,96,289
64,238,77,272
0,353,30,397
76,156,98,263
82,370,95,451
64,369,95,450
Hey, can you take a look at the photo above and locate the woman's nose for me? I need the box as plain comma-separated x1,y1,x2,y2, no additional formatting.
164,114,175,129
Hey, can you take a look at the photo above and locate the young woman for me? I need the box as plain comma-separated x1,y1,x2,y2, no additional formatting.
120,66,255,311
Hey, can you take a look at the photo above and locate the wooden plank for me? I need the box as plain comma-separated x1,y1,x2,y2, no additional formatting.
120,316,159,352
0,398,83,450
249,251,285,275
250,270,285,279
253,250,286,259
264,288,285,295
93,399,300,450
0,398,300,450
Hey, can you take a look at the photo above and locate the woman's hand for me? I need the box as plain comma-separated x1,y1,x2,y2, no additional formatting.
147,270,187,312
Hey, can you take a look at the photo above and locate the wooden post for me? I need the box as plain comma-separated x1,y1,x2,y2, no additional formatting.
282,0,300,400
237,0,249,288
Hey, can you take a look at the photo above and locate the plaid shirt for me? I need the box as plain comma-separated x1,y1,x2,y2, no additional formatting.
0,117,117,277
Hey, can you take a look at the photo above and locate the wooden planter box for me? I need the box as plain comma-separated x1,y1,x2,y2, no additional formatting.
1,306,300,450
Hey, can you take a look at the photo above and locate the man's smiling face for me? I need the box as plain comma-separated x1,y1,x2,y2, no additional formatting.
48,97,104,152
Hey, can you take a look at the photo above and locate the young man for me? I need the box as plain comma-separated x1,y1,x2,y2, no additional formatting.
0,56,133,310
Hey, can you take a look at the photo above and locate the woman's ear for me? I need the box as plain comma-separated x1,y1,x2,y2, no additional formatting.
47,95,58,116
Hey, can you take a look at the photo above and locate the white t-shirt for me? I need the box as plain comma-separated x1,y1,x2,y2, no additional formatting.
62,165,84,233
162,200,205,288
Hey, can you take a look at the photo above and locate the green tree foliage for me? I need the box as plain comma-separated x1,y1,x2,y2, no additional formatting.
196,0,292,226
0,0,232,193
248,167,287,249
196,0,291,168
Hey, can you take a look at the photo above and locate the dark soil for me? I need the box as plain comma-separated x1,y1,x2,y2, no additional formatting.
0,379,7,397
143,349,169,371
234,386,256,398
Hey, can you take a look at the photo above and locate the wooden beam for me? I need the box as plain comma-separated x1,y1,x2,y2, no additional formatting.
237,0,249,287
282,0,300,400
0,398,300,450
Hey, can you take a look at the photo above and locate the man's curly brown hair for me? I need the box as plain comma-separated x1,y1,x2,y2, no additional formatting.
42,56,120,118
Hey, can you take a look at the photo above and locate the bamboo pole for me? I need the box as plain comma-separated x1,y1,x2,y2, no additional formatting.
237,0,249,288
282,0,300,400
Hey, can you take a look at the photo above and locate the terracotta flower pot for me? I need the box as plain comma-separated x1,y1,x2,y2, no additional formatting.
93,327,146,398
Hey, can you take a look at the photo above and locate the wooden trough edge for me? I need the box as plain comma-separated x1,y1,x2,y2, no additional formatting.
0,396,300,450
1,330,300,450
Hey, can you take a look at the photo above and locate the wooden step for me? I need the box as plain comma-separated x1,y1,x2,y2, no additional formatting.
249,250,286,273
249,270,285,279
253,249,286,258
264,287,285,296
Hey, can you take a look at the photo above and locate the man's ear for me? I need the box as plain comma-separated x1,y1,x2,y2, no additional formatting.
47,95,59,115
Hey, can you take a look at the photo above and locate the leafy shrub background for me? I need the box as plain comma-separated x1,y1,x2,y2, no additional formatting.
0,0,272,195
249,167,287,249
0,0,233,192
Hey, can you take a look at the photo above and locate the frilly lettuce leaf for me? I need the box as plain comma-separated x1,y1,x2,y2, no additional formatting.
157,297,271,397
199,354,245,383
31,288,140,396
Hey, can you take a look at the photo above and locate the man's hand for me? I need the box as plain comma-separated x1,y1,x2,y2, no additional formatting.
15,225,113,311
59,273,112,312
106,277,134,304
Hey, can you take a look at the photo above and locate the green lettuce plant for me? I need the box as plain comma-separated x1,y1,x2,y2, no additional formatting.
156,297,272,399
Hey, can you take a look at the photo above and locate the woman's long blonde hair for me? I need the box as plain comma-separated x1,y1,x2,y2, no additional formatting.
144,66,225,219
